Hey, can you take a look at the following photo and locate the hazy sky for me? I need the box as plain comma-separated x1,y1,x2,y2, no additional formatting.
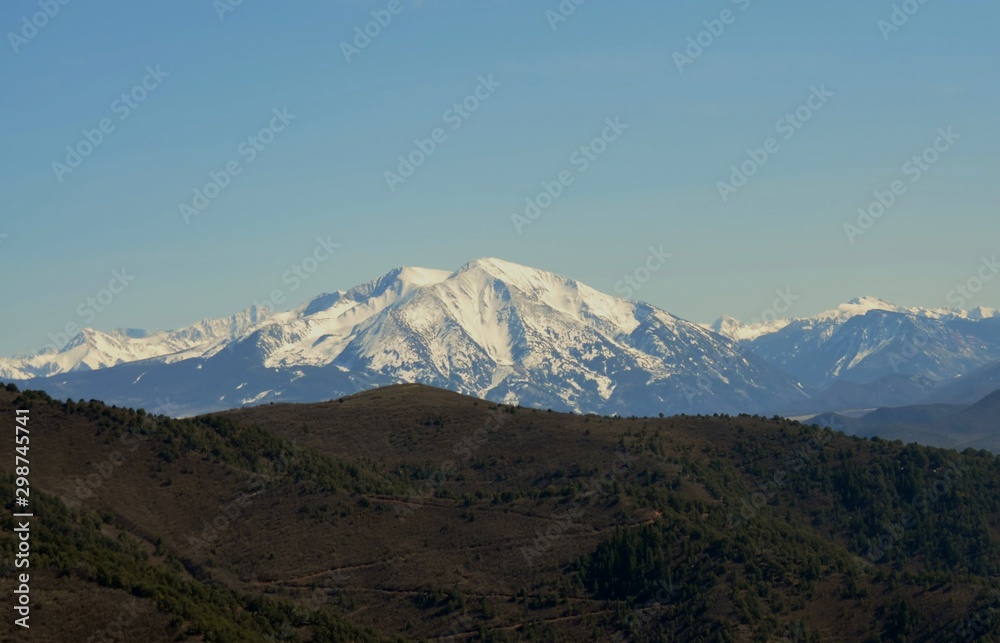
2,1,999,356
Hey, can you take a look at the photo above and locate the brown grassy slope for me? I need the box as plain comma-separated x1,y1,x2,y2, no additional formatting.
1,569,181,643
216,384,1000,642
1,383,999,641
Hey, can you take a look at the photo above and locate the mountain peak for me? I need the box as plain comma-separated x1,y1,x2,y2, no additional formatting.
847,295,895,308
453,258,583,301
365,265,452,288
710,315,744,333
966,305,1000,320
455,257,547,281
843,295,897,311
809,296,900,322
461,257,523,269
822,297,999,323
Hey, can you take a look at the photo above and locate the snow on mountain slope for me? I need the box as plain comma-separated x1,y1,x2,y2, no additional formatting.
4,258,806,416
208,258,806,414
227,266,452,369
708,315,791,342
745,299,1000,389
711,296,1000,344
0,307,269,380
810,296,1000,323
9,266,998,417
330,259,637,406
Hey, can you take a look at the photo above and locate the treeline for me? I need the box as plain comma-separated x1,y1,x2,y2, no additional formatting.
572,418,1000,641
13,388,400,497
0,473,397,642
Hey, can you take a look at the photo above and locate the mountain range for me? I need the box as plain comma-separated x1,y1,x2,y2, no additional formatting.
4,258,1000,424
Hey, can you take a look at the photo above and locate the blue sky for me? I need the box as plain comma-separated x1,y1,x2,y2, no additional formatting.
1,0,999,355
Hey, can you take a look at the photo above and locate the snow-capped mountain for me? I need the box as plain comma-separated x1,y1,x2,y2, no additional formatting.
0,307,269,380
802,296,1000,324
6,265,1000,418
734,297,1000,391
3,258,806,417
710,296,1000,344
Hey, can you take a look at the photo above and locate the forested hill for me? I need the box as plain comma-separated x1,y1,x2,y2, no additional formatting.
2,382,999,641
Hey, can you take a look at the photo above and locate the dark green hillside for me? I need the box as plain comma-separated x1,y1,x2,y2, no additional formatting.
1,382,999,641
